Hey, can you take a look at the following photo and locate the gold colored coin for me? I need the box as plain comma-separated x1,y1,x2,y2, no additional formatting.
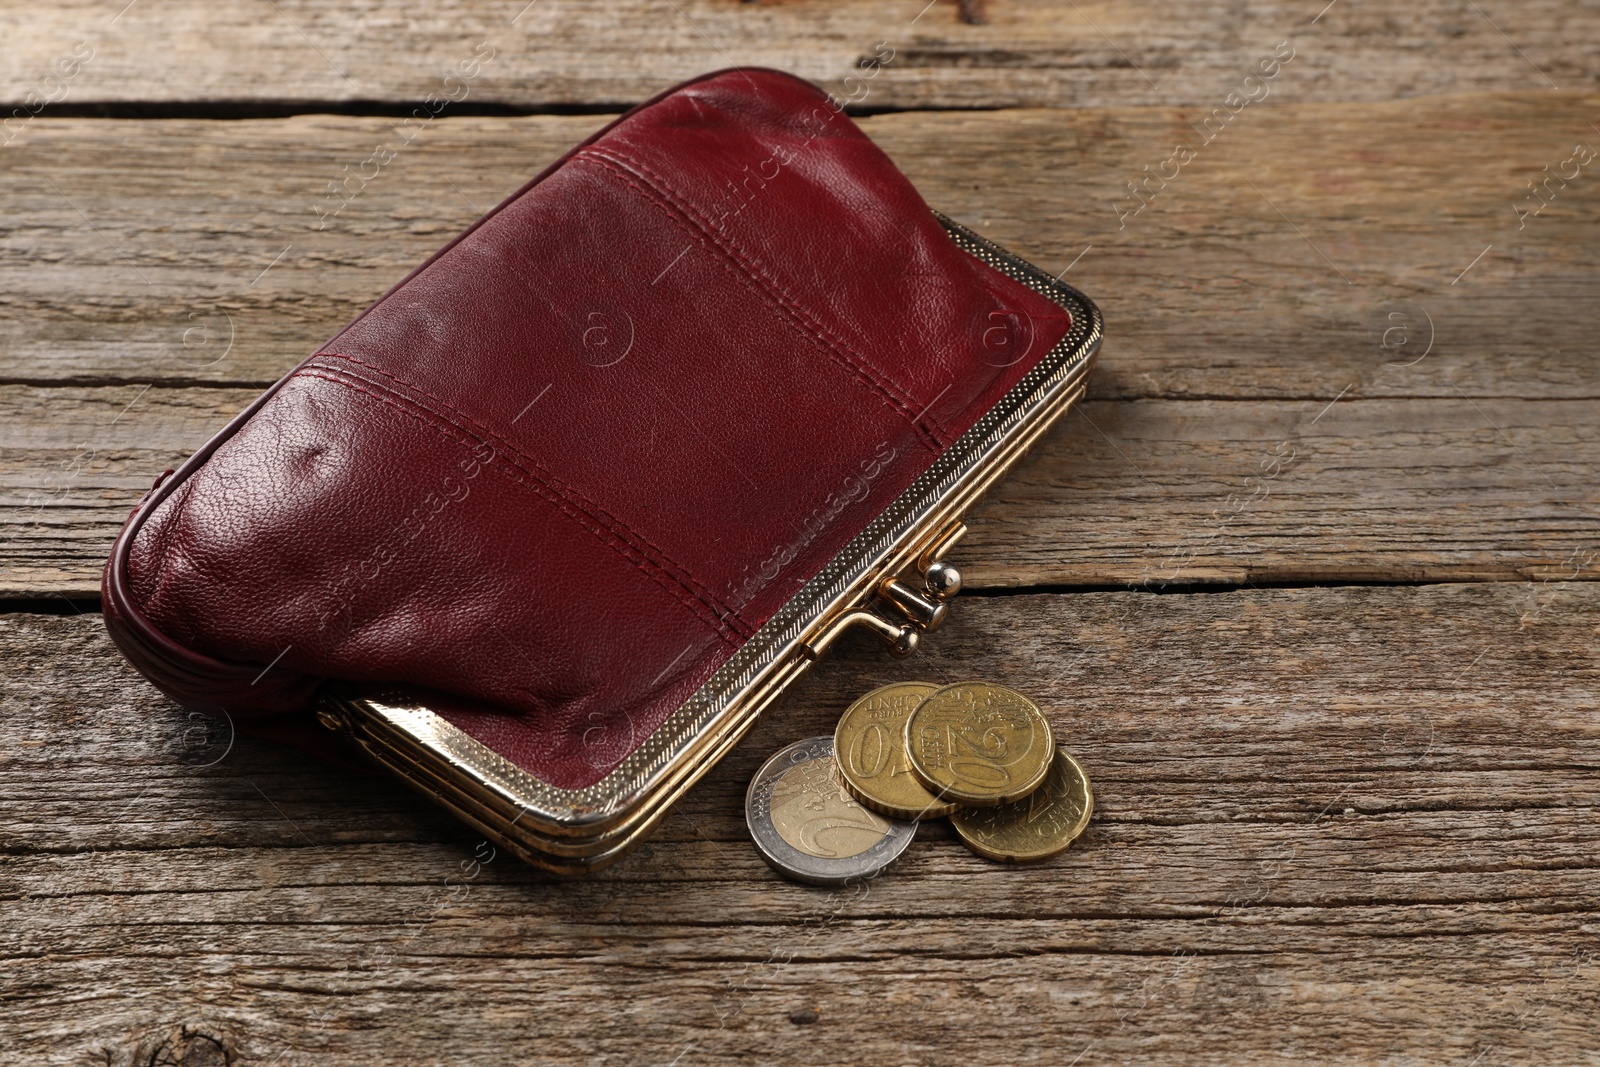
834,682,959,819
950,748,1093,862
904,681,1055,806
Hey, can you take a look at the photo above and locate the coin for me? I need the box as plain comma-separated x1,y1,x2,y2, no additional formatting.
904,681,1055,806
950,748,1093,862
745,736,918,886
833,682,959,819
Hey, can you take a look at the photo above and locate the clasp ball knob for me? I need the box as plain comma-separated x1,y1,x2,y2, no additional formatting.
924,560,962,600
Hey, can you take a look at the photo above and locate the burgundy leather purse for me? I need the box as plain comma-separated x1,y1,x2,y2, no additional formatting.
103,68,1100,872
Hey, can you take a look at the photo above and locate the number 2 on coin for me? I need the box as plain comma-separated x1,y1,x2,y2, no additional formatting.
944,723,1012,788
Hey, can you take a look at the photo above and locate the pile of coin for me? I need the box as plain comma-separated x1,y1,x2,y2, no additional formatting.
745,681,1093,885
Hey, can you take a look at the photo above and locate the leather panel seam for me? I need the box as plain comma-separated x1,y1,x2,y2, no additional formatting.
592,144,956,445
314,352,750,638
294,366,747,646
572,148,949,452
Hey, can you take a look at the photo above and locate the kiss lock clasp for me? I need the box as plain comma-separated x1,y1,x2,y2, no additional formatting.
879,519,965,634
803,521,966,660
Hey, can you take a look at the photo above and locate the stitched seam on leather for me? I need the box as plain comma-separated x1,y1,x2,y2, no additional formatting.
582,146,949,448
586,148,902,393
573,149,949,452
294,367,744,646
594,145,960,449
300,366,744,644
313,353,751,638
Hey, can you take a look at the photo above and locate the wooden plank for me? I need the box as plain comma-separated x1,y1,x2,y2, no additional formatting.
5,584,1598,1062
3,0,1595,111
2,93,1596,400
3,385,1595,597
2,94,1595,595
0,384,255,598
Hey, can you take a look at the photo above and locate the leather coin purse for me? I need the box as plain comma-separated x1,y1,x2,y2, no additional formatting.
103,68,1101,873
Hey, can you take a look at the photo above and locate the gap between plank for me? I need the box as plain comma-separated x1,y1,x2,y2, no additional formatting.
3,574,1595,619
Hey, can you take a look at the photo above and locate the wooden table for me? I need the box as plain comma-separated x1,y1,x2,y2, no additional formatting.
5,3,1597,1063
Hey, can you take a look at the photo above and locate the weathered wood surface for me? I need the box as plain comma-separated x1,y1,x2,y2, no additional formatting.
5,586,1598,1064
4,0,1597,111
3,93,1598,596
4,94,1596,395
5,2,1598,1062
6,387,1597,598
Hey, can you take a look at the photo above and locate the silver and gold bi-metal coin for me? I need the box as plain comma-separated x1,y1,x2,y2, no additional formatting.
833,682,959,819
745,736,918,886
950,748,1094,862
905,681,1055,806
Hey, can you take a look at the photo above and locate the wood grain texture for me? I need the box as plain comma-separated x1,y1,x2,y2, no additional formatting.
5,585,1598,1063
4,3,1596,1063
4,386,1597,598
3,0,1597,111
3,94,1596,398
2,94,1597,596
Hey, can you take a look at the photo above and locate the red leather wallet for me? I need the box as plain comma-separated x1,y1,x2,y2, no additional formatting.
103,67,1100,871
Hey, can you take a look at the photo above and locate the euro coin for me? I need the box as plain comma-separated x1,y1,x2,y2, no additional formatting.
904,681,1054,806
951,748,1093,862
834,682,959,819
745,736,918,886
